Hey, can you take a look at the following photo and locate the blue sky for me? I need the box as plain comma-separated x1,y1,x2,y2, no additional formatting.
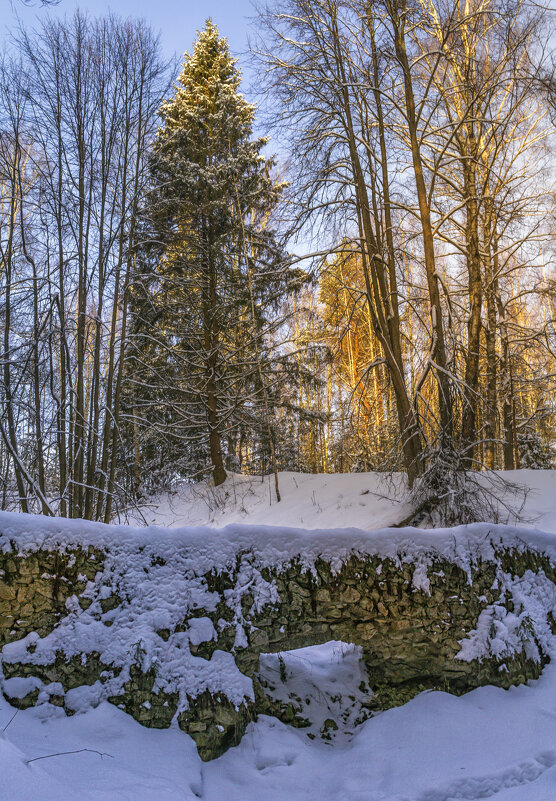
5,0,257,78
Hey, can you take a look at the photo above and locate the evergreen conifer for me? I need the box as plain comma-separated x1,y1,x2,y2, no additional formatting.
128,21,294,488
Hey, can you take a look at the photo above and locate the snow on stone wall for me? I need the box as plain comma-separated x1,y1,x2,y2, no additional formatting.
1,511,555,759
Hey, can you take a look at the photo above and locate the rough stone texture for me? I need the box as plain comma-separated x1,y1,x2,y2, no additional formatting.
178,691,257,759
0,530,554,760
0,546,103,645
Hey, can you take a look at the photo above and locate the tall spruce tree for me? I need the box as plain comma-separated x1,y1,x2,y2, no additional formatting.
128,21,293,488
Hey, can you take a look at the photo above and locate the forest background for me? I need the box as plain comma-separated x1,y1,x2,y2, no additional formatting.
1,0,555,525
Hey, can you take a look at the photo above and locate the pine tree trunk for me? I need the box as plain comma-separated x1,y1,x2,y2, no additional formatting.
205,242,226,487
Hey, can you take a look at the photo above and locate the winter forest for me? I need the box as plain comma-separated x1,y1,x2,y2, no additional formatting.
1,0,555,527
5,3,556,799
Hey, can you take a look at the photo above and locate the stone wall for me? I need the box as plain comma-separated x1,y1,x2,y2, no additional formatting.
1,517,555,760
0,546,103,645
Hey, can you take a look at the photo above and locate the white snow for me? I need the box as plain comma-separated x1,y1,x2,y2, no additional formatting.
124,469,556,533
258,641,373,741
455,568,556,665
125,470,412,530
411,563,431,595
2,468,556,800
5,653,556,800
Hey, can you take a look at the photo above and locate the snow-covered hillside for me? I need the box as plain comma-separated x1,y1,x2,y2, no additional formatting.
2,469,556,801
126,470,411,530
127,468,556,532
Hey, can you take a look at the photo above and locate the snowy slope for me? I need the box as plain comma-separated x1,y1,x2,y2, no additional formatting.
502,469,556,533
2,468,556,801
126,469,556,533
126,471,411,530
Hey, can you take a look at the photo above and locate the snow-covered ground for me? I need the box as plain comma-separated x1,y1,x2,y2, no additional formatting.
3,469,556,801
5,646,556,800
126,469,556,533
125,470,412,529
